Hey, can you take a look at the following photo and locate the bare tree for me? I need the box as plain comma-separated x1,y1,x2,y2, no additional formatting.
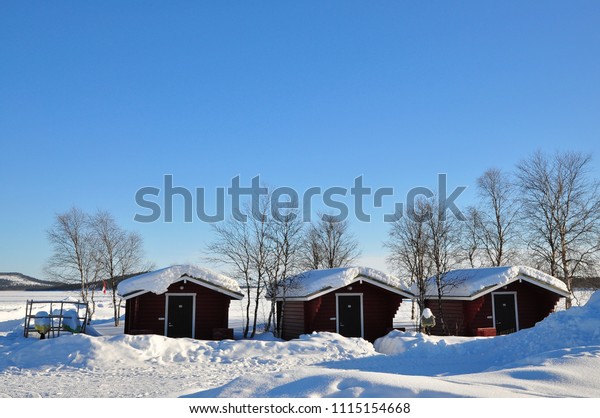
517,151,600,307
459,206,483,268
207,218,254,338
300,215,360,270
207,193,286,339
517,153,561,276
247,197,271,339
425,199,462,335
476,168,519,266
299,227,324,270
91,211,123,326
264,208,304,337
386,197,463,334
91,211,146,326
87,263,102,324
46,207,98,322
385,198,431,323
114,231,145,322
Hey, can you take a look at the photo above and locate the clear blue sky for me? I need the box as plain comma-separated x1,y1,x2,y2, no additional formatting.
1,1,599,279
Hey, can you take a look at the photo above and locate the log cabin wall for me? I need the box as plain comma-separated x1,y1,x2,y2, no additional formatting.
124,280,233,340
425,279,563,336
280,281,404,342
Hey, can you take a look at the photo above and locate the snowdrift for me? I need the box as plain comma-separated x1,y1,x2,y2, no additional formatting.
0,332,373,372
375,290,600,368
186,291,600,397
1,291,599,397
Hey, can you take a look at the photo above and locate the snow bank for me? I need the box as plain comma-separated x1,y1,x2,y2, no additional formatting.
282,267,411,298
188,291,600,398
420,265,568,298
2,289,599,398
0,331,374,372
375,290,600,366
117,265,242,298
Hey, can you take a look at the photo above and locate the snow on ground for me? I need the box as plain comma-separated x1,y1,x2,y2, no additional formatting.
185,291,600,398
0,289,599,398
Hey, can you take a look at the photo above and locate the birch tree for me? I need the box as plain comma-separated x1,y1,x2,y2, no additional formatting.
264,208,303,337
516,151,600,307
459,206,483,268
207,218,254,338
385,199,431,320
91,211,146,326
300,215,360,270
386,198,463,334
425,199,462,335
247,197,271,339
207,194,283,338
46,207,98,322
476,168,519,266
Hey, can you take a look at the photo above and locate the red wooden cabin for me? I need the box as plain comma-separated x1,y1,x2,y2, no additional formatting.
117,265,243,340
274,267,413,342
423,266,570,336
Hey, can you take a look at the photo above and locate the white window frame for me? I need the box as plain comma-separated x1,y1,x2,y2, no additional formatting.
491,291,519,332
164,293,196,338
335,293,364,338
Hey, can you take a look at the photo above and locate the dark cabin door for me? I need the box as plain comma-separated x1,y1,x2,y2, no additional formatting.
337,295,362,337
493,293,517,334
167,295,194,338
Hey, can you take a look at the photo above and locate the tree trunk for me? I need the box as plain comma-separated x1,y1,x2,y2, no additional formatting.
243,287,251,338
265,305,274,334
111,277,119,326
276,300,285,339
250,281,262,338
436,276,448,335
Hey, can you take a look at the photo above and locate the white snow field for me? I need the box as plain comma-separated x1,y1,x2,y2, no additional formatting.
0,290,599,398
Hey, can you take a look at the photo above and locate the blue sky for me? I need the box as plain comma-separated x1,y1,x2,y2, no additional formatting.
1,1,599,279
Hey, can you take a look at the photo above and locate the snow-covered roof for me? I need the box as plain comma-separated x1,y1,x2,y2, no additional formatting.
117,265,243,300
419,265,570,300
277,267,413,300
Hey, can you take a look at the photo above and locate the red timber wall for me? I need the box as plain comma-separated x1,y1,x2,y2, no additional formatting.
124,280,233,340
505,280,562,329
278,301,305,341
280,282,404,342
425,299,471,336
425,280,562,336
